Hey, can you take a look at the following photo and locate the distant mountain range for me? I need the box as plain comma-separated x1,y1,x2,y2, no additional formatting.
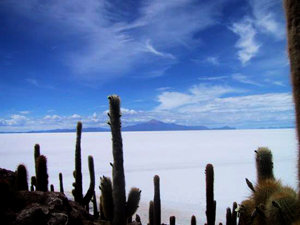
0,119,236,134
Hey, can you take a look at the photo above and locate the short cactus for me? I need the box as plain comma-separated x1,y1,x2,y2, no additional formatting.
100,176,114,221
191,215,196,225
15,164,28,191
255,147,274,184
36,155,48,191
126,187,141,219
59,172,64,193
50,184,54,192
30,176,36,191
170,216,176,225
149,200,154,225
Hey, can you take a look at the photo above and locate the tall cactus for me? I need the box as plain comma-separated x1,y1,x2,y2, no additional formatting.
36,155,48,191
73,121,83,203
255,147,274,184
283,0,300,198
206,164,216,225
59,172,64,194
108,95,127,225
153,175,161,225
15,164,28,191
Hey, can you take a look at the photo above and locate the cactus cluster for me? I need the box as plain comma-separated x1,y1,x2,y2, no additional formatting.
239,147,300,225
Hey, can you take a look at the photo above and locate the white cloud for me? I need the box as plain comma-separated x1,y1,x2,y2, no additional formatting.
0,114,28,126
230,19,260,64
4,0,223,79
156,84,239,110
144,40,175,59
249,0,285,39
19,111,31,114
231,73,262,86
205,57,220,65
198,76,227,81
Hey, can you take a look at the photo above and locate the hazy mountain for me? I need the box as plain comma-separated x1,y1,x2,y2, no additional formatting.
0,120,235,133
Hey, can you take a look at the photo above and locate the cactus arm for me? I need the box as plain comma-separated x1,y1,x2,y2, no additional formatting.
83,155,95,205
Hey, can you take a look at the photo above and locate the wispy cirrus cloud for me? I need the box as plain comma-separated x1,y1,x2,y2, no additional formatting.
230,19,260,64
229,0,285,64
231,73,262,86
3,0,224,80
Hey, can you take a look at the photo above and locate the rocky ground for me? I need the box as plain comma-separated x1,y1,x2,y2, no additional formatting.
0,168,99,225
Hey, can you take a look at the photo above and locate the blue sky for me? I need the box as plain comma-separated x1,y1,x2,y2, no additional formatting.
0,0,294,131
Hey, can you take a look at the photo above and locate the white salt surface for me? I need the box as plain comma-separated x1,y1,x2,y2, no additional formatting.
0,129,297,224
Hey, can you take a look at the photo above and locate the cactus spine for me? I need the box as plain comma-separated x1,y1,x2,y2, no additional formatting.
206,164,216,225
73,121,83,203
153,175,161,225
108,95,127,225
15,164,28,191
59,172,64,193
36,155,48,191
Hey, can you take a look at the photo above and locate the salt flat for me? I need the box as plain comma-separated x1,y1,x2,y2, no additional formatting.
0,129,297,224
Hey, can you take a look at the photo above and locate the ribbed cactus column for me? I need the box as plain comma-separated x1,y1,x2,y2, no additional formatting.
16,164,28,191
34,144,40,174
59,173,64,193
153,175,161,225
73,122,83,203
255,147,274,184
108,95,126,225
206,164,216,225
36,155,48,191
283,0,300,197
